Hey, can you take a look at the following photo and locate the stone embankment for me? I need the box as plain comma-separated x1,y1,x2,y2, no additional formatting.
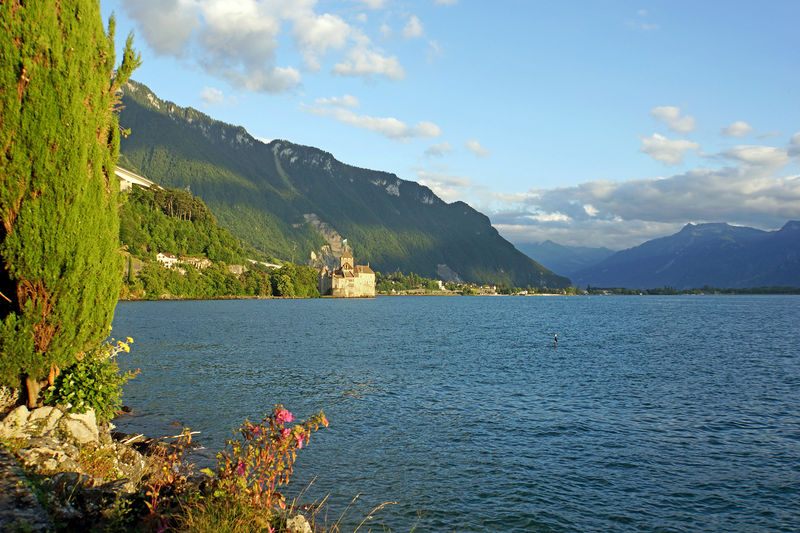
0,403,315,533
0,404,147,530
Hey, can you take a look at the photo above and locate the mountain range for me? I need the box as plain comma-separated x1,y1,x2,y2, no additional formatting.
118,81,569,288
569,221,800,289
514,241,615,279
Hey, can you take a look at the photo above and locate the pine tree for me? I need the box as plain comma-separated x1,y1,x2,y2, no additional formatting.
0,1,139,404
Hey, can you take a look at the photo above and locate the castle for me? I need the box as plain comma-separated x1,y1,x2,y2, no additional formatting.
318,250,375,298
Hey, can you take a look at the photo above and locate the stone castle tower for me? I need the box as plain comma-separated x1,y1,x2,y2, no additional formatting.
318,249,375,298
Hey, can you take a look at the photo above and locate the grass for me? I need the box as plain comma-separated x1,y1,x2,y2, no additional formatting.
76,443,118,479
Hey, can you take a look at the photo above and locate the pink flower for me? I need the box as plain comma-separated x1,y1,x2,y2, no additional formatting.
275,408,294,424
236,460,245,477
296,434,305,449
281,427,291,440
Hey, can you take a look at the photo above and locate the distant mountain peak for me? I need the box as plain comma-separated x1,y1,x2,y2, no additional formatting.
573,220,799,289
780,220,800,232
681,222,731,233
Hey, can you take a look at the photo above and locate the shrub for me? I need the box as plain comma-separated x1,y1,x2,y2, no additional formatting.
43,337,138,424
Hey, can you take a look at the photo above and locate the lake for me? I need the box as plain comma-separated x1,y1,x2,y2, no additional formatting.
111,295,800,532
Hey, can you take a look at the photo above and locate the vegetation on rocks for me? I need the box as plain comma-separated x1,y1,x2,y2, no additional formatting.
43,337,138,424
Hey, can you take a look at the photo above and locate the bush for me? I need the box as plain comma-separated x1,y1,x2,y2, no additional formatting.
43,337,138,424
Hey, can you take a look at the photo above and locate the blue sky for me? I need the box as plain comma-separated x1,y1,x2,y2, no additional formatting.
101,0,800,250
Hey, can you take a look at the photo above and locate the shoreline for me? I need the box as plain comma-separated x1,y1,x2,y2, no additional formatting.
117,290,800,303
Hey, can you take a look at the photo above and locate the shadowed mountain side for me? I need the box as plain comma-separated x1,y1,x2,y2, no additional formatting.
119,81,569,288
572,221,800,289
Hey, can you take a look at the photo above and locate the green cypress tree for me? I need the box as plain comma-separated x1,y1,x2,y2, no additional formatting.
0,1,139,404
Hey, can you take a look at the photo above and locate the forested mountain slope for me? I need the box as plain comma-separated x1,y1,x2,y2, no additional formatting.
118,81,568,288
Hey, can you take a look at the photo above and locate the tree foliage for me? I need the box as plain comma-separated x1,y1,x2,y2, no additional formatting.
119,186,319,299
120,185,253,263
0,2,139,388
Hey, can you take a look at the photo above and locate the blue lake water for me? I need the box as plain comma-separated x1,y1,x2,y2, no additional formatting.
111,295,800,532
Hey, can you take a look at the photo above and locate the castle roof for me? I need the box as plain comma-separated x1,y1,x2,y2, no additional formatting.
341,250,353,258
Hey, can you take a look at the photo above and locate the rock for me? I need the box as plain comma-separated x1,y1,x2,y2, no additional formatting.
67,409,98,433
1,405,102,445
16,437,78,474
0,385,21,417
0,446,53,532
62,410,100,443
61,417,98,444
27,405,64,436
286,514,313,533
113,441,146,486
0,405,30,438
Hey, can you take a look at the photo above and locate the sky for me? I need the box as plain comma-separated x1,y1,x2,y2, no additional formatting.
100,0,800,250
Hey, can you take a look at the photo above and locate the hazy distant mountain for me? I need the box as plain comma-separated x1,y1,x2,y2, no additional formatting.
571,221,800,289
118,81,569,288
516,240,615,278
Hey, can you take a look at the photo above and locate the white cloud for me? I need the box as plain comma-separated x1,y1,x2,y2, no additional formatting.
332,47,405,80
650,106,697,134
723,145,789,172
627,9,659,31
200,86,225,106
402,15,424,39
788,132,800,157
292,12,351,71
434,0,458,5
233,66,302,93
721,121,754,137
121,0,199,56
314,94,360,107
425,142,454,157
358,0,385,8
639,133,700,165
465,139,490,157
584,204,599,217
302,103,440,141
427,40,444,62
417,171,472,202
122,0,406,91
193,0,297,92
487,156,800,249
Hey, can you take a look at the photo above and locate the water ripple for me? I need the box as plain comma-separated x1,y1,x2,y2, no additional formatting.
113,295,800,532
